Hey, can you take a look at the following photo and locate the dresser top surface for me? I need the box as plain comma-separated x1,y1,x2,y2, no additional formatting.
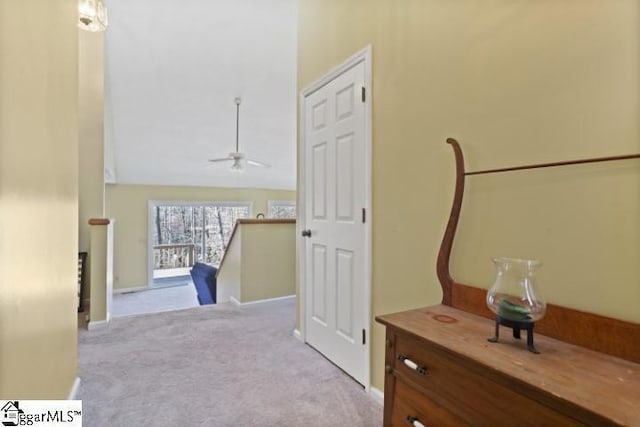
376,304,640,426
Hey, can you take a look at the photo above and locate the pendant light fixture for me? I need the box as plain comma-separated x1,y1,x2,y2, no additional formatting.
78,0,108,32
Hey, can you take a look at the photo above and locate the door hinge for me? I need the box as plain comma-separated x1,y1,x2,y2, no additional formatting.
362,208,366,224
361,86,366,103
362,329,366,345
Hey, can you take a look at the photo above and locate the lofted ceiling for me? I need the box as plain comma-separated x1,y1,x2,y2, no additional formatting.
104,0,298,190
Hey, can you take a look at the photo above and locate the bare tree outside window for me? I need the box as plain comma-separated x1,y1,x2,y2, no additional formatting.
268,200,296,219
152,203,250,278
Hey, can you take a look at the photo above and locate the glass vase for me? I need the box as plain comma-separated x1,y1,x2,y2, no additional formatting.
486,257,546,323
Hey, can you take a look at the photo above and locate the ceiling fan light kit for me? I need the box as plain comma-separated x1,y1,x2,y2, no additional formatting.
230,153,245,172
208,97,271,172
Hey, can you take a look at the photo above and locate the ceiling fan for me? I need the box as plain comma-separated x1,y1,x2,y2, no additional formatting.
208,97,271,171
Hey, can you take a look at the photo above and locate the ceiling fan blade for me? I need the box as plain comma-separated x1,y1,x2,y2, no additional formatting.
246,159,271,168
208,157,233,163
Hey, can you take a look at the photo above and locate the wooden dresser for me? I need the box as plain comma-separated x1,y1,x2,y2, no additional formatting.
376,304,640,427
375,139,640,426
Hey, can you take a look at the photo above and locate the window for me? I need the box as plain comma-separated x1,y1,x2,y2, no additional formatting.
268,200,296,219
149,202,251,281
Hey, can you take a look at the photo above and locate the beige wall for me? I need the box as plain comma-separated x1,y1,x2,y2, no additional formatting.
89,222,113,325
217,227,242,303
78,30,105,253
0,0,79,398
78,30,105,305
240,222,296,302
218,222,296,303
298,0,639,391
105,183,295,289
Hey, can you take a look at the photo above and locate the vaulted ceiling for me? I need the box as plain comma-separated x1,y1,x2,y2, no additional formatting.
105,0,298,190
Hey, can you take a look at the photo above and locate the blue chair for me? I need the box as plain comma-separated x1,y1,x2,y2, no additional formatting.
190,262,217,305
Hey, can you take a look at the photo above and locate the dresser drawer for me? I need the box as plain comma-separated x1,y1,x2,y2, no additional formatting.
390,331,583,426
391,380,469,427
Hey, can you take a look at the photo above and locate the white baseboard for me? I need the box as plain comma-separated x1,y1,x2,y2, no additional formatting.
231,294,296,306
87,319,109,330
293,329,303,342
68,377,81,400
369,386,384,406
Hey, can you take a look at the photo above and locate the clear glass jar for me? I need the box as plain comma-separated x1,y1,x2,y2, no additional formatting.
486,257,546,322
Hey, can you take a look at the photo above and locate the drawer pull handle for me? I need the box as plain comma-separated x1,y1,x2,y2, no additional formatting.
398,355,427,375
406,416,426,427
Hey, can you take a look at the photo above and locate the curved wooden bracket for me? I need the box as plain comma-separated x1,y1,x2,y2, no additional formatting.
434,138,640,362
436,138,465,305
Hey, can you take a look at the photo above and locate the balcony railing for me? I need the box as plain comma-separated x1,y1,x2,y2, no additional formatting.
153,243,195,270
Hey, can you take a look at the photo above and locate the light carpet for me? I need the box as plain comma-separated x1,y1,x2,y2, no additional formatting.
111,283,198,318
78,298,382,426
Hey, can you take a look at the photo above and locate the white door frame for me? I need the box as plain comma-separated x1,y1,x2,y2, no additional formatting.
298,45,373,390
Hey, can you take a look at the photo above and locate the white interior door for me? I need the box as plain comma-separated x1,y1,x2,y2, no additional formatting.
302,58,368,385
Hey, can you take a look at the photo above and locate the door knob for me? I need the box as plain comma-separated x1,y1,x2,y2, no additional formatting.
301,229,312,238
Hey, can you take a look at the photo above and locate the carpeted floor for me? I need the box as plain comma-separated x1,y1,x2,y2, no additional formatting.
111,282,198,318
78,298,382,427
